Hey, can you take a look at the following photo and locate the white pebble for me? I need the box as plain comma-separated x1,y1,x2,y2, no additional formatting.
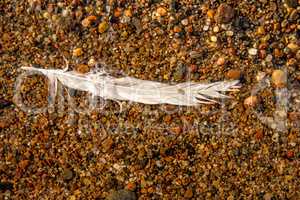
213,26,219,33
226,31,234,36
203,25,209,31
248,48,258,56
210,35,218,42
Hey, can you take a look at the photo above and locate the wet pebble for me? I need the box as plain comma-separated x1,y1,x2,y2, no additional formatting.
215,3,234,24
244,96,258,107
98,21,109,33
63,168,73,181
284,0,298,8
106,189,136,200
72,48,83,57
226,69,241,80
272,69,286,88
248,48,258,56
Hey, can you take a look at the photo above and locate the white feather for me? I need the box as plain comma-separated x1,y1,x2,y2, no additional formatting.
20,66,240,106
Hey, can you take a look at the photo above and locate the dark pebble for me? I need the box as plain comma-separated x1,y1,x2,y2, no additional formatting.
0,182,13,191
215,3,235,24
0,99,12,109
63,168,74,181
106,189,136,200
285,0,298,8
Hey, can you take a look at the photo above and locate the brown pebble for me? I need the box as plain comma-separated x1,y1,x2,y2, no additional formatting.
98,21,109,33
272,69,286,88
244,96,258,107
257,26,265,35
274,48,282,58
255,129,264,140
184,188,193,198
216,57,226,66
285,0,298,8
75,64,90,74
287,150,294,158
81,15,97,27
102,137,114,152
226,69,241,80
63,168,73,181
156,7,167,17
72,48,83,57
126,182,136,191
124,9,132,17
215,3,234,24
287,43,299,53
207,9,215,19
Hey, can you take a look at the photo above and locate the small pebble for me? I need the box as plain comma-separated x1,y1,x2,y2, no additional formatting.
156,7,167,17
98,21,109,33
72,48,83,57
215,3,234,24
216,57,226,66
181,19,189,26
256,71,266,82
203,25,209,31
272,69,286,88
210,35,218,42
287,43,299,53
75,64,90,74
226,30,234,36
226,69,241,80
213,26,219,33
88,58,96,67
81,15,97,27
102,137,114,153
257,26,265,35
106,189,136,200
284,0,298,8
63,168,73,181
244,96,258,107
184,188,193,198
207,9,215,19
248,48,258,56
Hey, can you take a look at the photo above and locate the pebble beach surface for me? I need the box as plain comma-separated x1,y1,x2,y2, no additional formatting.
0,0,300,199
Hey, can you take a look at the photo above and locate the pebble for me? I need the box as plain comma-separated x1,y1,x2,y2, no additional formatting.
106,189,136,200
225,30,234,36
256,71,266,82
207,9,215,19
216,57,226,66
63,168,73,181
248,48,258,56
244,96,258,107
203,25,209,31
210,35,218,42
102,137,114,153
226,69,241,80
215,3,234,24
272,69,286,88
75,64,90,74
287,43,299,53
98,21,109,33
184,188,193,198
0,99,12,109
256,26,265,35
284,0,298,8
124,9,132,18
156,7,167,17
88,58,96,67
181,19,189,26
213,26,219,33
81,15,97,27
72,48,83,57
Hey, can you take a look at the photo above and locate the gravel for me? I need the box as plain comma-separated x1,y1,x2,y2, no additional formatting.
0,0,299,199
